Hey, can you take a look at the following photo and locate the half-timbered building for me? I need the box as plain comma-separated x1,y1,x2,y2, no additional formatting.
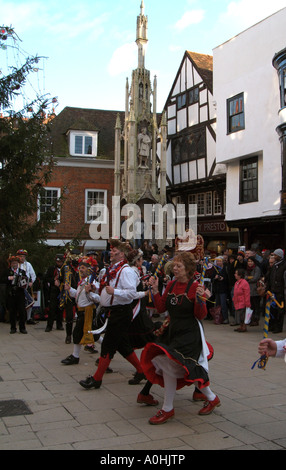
165,51,238,254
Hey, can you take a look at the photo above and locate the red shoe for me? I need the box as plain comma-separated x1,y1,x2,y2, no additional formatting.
137,393,159,406
192,390,207,401
198,396,221,415
149,409,174,425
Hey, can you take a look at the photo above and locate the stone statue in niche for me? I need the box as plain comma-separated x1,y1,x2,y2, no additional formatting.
137,127,151,168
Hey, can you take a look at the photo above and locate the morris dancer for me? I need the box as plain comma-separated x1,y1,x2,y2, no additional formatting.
140,252,220,424
126,249,161,387
16,249,36,322
61,259,99,365
6,256,28,334
79,239,145,389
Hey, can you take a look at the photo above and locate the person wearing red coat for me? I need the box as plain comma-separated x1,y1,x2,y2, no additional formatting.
232,268,251,332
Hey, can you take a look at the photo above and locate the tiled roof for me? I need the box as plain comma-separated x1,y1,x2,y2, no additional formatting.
186,51,213,93
49,107,125,160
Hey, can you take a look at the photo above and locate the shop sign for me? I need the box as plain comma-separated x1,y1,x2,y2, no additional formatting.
197,220,227,233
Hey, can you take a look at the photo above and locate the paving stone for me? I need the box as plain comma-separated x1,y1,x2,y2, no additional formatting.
0,319,285,450
0,399,32,418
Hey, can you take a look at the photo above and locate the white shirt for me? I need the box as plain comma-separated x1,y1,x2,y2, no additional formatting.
69,277,100,308
94,263,138,307
275,339,286,358
19,261,36,283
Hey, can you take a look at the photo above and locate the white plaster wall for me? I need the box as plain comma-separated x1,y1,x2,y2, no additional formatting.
166,141,172,187
187,59,194,89
177,108,187,132
167,104,176,119
213,7,286,221
188,104,199,126
206,127,216,174
168,119,176,135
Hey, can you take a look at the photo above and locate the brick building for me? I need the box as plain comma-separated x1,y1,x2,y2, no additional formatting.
42,106,124,251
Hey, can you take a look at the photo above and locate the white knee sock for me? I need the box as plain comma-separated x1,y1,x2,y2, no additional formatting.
73,344,82,358
26,307,32,320
162,371,177,412
202,386,216,402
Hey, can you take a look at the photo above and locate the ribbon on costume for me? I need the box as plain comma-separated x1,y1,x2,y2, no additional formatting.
79,304,95,345
148,253,168,303
197,256,211,304
199,257,209,285
59,263,72,309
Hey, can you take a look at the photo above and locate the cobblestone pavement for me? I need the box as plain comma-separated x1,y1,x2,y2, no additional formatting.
0,316,286,451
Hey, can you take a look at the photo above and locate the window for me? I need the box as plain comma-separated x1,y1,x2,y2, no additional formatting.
171,130,206,164
189,86,199,105
213,191,222,215
69,131,98,157
177,93,186,110
38,187,61,222
240,157,258,203
75,136,92,155
85,189,107,223
206,192,212,215
188,191,213,216
227,93,245,133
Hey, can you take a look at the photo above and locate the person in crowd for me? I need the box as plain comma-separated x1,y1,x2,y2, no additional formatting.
266,249,286,333
232,268,251,332
78,239,146,390
148,254,159,275
5,255,28,334
150,244,159,256
236,251,247,269
86,250,102,272
261,250,271,276
101,240,110,265
226,254,237,320
62,257,80,344
140,251,219,425
245,256,262,326
212,256,229,324
245,249,262,266
16,249,36,324
61,259,100,365
141,240,152,266
44,255,65,333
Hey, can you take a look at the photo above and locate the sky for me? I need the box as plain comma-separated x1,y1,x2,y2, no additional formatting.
1,0,286,115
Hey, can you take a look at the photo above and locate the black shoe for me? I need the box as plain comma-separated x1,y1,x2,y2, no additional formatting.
65,335,71,344
26,319,37,325
84,345,98,354
45,326,52,332
79,375,102,389
10,328,17,334
128,372,146,385
61,354,79,365
57,325,64,331
20,329,28,334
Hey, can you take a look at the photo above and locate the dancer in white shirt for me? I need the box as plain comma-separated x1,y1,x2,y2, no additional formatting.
61,260,99,365
79,239,145,390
